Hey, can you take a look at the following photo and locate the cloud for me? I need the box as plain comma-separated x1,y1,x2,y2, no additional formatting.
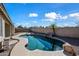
69,13,79,19
29,13,38,17
45,12,68,19
44,12,68,22
57,14,68,20
45,12,58,19
61,16,68,19
44,12,79,27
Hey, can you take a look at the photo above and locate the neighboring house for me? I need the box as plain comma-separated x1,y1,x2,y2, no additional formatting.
0,4,15,49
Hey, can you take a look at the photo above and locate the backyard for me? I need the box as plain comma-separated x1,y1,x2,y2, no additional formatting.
0,3,79,56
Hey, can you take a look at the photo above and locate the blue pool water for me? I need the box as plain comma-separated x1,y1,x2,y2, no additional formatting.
21,35,64,51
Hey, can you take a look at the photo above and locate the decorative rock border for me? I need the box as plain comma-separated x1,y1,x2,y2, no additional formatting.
63,43,76,56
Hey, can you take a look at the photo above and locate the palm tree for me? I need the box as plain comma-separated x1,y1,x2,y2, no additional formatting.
50,24,57,36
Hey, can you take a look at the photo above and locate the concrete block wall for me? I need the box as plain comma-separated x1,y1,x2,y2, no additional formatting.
55,27,79,38
31,27,79,38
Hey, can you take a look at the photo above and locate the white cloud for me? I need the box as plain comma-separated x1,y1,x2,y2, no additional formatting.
69,13,79,17
45,12,68,19
56,14,68,20
44,12,68,22
44,12,79,22
45,12,58,19
62,16,68,19
69,13,79,19
29,13,38,17
45,12,57,19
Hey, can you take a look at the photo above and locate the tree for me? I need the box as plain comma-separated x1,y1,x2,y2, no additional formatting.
50,24,57,36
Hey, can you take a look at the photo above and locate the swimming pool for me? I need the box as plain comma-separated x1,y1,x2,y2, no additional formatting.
21,34,64,51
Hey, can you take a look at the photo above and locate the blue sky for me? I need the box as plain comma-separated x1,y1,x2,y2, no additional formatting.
4,3,79,27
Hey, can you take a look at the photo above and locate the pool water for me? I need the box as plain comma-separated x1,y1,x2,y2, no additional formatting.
22,35,64,51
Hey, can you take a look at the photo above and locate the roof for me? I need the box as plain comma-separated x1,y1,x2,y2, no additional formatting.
0,3,14,27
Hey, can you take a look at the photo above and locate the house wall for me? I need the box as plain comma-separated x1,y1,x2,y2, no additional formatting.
0,15,5,38
0,3,15,38
0,15,5,49
0,14,13,38
5,22,10,37
0,16,3,36
11,26,15,36
2,14,15,37
0,4,15,49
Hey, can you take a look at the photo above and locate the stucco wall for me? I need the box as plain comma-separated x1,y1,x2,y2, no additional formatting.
0,16,3,36
5,23,10,37
55,27,79,38
31,28,53,33
31,27,79,38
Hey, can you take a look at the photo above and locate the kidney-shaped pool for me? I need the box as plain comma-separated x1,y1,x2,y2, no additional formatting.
20,34,64,51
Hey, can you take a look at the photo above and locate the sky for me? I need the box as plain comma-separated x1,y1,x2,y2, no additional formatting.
4,3,79,27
